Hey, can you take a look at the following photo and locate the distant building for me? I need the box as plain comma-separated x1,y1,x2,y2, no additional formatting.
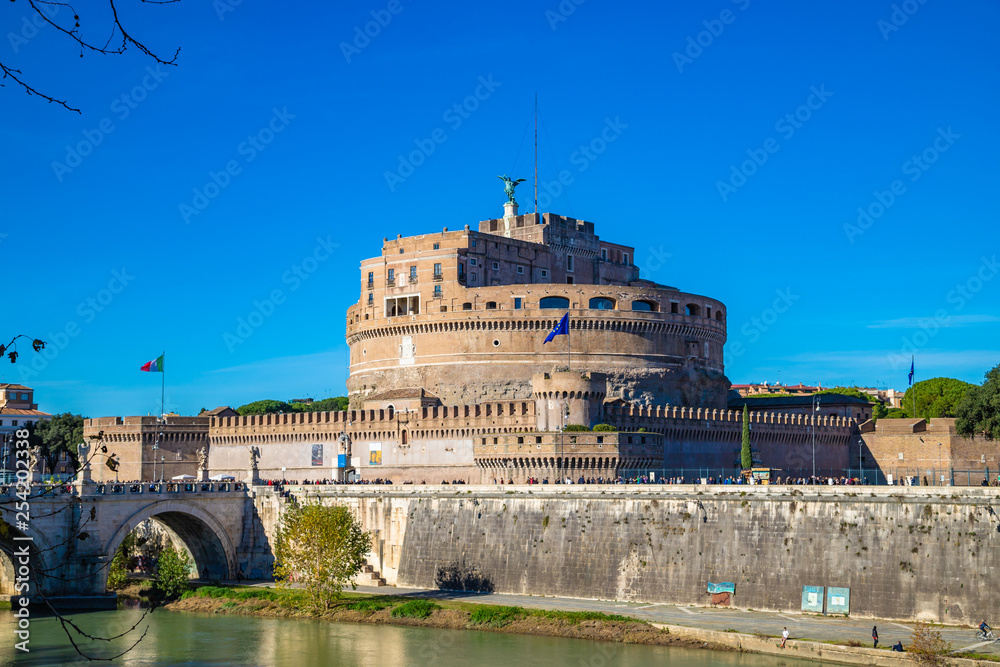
0,384,54,478
731,382,820,397
729,393,875,423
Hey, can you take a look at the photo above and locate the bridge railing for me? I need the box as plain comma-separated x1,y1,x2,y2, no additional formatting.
88,482,249,495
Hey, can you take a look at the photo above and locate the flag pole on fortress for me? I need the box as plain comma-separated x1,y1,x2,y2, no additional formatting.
140,352,165,418
543,313,570,370
908,356,915,419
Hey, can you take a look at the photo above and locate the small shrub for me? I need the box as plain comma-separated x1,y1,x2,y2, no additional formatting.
391,599,439,619
910,623,951,665
563,424,590,432
593,424,618,432
153,544,192,600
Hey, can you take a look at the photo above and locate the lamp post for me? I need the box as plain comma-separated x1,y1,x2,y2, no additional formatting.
858,438,864,484
160,455,164,482
811,396,821,481
938,442,942,486
561,402,570,484
152,440,158,483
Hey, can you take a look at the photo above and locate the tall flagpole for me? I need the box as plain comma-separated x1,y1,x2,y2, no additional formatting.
567,316,571,371
161,350,165,419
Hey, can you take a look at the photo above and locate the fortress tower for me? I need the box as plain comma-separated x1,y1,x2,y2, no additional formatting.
345,210,729,410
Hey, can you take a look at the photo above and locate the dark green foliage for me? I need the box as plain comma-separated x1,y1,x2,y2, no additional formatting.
902,377,975,419
390,599,439,619
741,405,752,470
563,424,590,431
884,408,910,419
592,423,618,432
19,413,84,472
154,544,192,599
957,364,1000,440
236,397,350,415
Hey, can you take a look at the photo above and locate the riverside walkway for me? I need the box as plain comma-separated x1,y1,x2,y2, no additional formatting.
346,583,999,659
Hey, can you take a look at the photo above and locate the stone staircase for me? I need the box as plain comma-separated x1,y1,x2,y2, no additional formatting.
362,559,386,586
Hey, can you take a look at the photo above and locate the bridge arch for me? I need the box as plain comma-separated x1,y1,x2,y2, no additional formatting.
104,500,236,588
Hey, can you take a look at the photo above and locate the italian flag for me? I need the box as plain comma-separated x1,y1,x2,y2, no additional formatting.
140,354,164,373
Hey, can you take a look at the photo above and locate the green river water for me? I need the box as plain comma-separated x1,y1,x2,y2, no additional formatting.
1,609,842,666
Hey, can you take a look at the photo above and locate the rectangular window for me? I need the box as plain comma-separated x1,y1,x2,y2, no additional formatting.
433,263,442,277
11,420,17,426
470,258,477,266
433,243,440,250
516,266,524,274
566,276,574,284
387,268,394,280
601,248,607,261
540,269,548,278
409,266,417,279
367,271,373,283
492,261,499,270
367,293,373,305
623,253,630,265
671,302,679,314
434,285,442,297
471,239,477,248
458,264,465,277
399,248,404,254
567,255,574,272
514,297,522,309
470,272,477,284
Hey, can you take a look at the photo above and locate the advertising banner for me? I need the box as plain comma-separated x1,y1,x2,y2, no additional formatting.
337,454,347,469
311,444,323,466
826,587,850,614
801,586,825,613
707,582,736,594
369,442,382,465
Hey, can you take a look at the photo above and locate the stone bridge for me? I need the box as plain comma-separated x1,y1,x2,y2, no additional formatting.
0,482,282,604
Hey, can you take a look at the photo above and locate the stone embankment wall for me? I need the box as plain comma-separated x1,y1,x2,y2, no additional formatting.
284,485,1000,625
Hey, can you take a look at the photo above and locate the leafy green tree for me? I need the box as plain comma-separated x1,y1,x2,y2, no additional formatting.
902,377,975,419
592,424,618,432
107,533,140,590
18,413,84,472
957,363,1000,440
236,400,293,415
274,504,370,611
884,408,910,419
740,405,752,470
563,424,590,432
815,387,887,422
154,543,192,599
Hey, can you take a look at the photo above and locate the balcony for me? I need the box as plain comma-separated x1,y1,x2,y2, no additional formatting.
386,278,395,287
433,273,443,281
408,275,418,284
367,280,374,289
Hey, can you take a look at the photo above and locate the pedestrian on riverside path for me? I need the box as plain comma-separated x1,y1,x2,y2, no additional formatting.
781,627,788,648
872,625,878,648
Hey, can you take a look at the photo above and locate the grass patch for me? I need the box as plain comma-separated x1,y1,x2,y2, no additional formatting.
468,605,526,628
181,585,300,604
0,600,10,611
528,609,640,624
346,598,395,613
391,599,440,619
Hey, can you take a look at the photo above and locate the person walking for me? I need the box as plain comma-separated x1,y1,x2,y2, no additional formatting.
872,625,879,648
781,627,789,648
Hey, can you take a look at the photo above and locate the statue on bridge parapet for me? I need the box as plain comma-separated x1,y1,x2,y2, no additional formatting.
28,445,42,482
74,440,93,488
197,446,209,482
247,445,261,485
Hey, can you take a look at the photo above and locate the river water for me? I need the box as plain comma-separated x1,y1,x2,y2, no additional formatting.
1,609,840,666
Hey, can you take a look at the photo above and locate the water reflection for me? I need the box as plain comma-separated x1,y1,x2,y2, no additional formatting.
0,610,841,667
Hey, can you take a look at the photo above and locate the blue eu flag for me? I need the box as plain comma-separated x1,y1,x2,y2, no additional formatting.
544,313,569,344
908,357,914,386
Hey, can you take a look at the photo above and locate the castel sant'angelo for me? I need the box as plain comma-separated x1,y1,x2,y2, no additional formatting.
86,196,861,484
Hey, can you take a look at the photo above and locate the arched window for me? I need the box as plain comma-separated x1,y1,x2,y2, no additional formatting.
387,405,395,419
462,302,473,311
589,297,615,310
715,310,723,322
401,430,408,445
631,300,657,312
685,303,701,317
485,301,497,310
539,296,569,309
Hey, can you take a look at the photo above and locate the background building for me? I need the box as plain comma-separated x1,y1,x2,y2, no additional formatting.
0,384,52,481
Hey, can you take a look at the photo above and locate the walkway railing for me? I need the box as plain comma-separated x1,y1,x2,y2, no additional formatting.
0,481,249,496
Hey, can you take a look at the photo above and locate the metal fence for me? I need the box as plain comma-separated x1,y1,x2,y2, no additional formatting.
617,467,1000,487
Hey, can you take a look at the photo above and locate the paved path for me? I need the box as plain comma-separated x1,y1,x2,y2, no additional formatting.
344,584,999,657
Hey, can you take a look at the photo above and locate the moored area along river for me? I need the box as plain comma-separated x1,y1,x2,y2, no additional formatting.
1,609,845,667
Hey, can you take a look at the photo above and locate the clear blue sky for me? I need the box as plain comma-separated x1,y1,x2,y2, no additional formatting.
2,0,998,418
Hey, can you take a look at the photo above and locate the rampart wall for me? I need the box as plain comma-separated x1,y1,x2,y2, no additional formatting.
288,485,1000,625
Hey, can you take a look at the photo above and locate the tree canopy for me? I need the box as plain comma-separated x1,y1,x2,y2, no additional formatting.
956,364,1000,440
19,413,84,471
740,405,752,470
236,397,349,416
901,377,975,419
